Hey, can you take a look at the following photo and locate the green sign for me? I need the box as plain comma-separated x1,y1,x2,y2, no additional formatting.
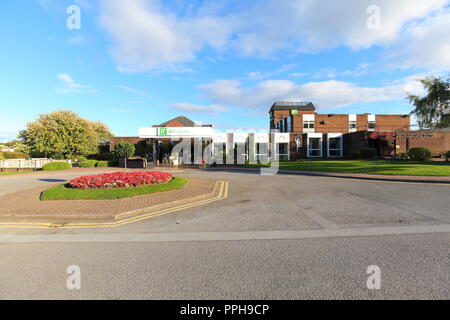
158,128,168,136
291,109,298,115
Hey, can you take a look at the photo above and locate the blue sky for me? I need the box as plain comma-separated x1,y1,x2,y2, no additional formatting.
0,0,449,141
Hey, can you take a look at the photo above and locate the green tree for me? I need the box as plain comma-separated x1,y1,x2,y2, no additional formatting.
19,110,113,159
408,76,450,129
113,141,135,169
90,121,114,146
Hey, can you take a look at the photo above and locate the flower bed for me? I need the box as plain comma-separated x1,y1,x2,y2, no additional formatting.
69,171,173,189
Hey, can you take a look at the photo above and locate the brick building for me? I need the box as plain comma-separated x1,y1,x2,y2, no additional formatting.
270,102,412,158
108,102,449,166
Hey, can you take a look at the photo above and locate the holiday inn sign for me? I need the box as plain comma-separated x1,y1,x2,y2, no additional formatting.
139,126,216,138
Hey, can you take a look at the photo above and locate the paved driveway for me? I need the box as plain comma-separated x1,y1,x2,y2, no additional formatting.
0,169,449,299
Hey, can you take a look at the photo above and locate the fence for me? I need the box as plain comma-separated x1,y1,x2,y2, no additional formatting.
0,159,72,171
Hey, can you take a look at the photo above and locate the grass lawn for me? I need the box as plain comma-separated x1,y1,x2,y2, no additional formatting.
41,177,189,200
0,171,29,176
244,160,450,176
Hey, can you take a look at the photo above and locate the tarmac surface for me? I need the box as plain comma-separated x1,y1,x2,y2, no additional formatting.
0,168,449,299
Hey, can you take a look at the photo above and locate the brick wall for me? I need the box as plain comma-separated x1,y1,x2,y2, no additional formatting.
376,115,410,131
315,114,349,133
271,111,410,134
396,131,450,155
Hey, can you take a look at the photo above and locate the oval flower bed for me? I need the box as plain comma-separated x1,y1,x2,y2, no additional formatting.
69,171,173,189
41,171,188,200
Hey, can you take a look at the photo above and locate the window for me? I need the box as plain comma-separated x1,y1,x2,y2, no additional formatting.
328,137,342,157
213,143,226,164
276,143,289,161
303,120,315,129
286,116,292,132
308,137,322,157
349,121,357,131
368,121,376,131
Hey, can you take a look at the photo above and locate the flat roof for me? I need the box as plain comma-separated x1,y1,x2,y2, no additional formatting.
270,102,316,112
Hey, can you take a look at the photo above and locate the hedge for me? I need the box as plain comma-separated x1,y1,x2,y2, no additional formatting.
42,162,72,171
0,152,3,160
78,160,98,168
70,155,87,162
96,160,118,167
408,147,432,161
446,150,450,161
98,152,116,161
359,147,377,159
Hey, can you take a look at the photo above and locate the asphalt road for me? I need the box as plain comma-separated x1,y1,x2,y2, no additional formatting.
0,169,449,299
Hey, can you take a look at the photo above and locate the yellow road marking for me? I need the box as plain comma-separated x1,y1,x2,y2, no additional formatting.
0,181,228,230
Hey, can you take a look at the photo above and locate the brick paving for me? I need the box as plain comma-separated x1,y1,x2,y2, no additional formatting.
0,177,216,219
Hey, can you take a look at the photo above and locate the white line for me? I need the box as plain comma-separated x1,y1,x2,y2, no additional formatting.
0,224,449,243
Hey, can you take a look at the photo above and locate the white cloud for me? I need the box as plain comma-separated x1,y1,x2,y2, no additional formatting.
229,0,448,54
97,0,449,72
247,71,271,81
117,85,150,97
55,74,96,94
200,76,427,110
289,72,309,78
384,9,450,70
98,0,231,72
0,131,17,142
312,68,337,80
171,102,228,114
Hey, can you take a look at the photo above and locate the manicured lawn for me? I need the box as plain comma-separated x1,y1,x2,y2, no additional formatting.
0,171,29,176
41,177,189,200
244,160,450,176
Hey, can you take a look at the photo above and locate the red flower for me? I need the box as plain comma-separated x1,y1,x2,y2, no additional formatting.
69,171,173,189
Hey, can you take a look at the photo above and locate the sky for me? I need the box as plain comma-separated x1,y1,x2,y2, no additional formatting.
0,0,449,141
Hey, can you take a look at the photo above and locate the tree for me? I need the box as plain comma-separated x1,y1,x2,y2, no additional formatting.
407,76,450,129
113,141,135,169
19,110,113,159
90,121,114,146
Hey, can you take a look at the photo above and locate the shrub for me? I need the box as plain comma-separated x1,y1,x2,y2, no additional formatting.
98,152,116,161
78,160,98,168
407,147,432,161
70,155,87,162
2,151,30,159
42,161,72,171
359,147,377,159
350,151,360,159
69,171,173,189
0,152,3,160
96,160,118,167
113,141,135,159
445,151,450,162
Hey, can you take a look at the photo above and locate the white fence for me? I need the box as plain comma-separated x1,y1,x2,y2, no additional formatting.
0,159,72,169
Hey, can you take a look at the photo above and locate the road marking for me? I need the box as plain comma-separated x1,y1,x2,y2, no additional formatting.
0,224,448,243
0,181,228,230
